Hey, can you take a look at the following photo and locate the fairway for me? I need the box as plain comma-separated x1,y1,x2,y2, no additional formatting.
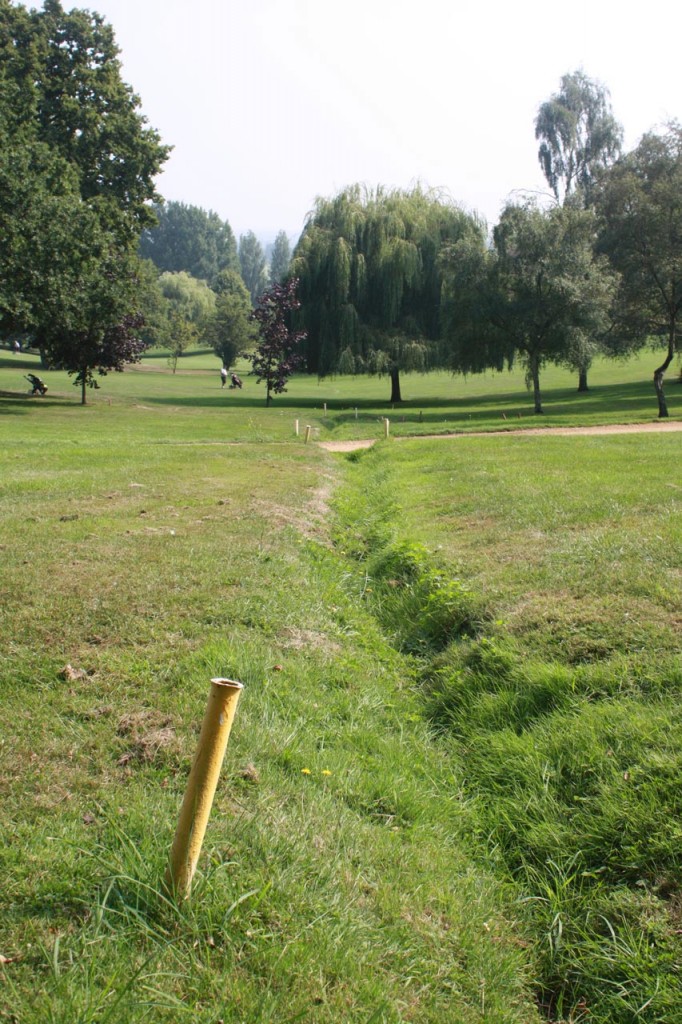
1,354,680,1024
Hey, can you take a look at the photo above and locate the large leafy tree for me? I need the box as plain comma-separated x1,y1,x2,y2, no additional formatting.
0,132,147,402
0,0,168,237
239,231,269,305
292,185,484,401
37,216,147,404
208,269,257,370
441,201,617,414
249,279,306,405
139,201,239,284
596,123,682,418
0,0,168,393
535,71,623,390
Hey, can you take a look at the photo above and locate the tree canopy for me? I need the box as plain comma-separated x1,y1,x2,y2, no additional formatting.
269,231,292,284
139,201,239,285
596,122,682,417
291,185,484,400
535,70,623,207
0,0,169,397
0,0,168,237
208,269,257,370
239,231,269,305
249,279,306,405
441,201,617,413
535,70,623,392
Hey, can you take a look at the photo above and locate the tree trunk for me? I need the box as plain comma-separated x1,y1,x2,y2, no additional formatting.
389,366,402,404
81,373,87,406
577,366,589,392
530,355,543,414
654,326,676,418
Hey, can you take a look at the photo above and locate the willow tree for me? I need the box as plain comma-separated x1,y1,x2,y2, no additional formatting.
291,185,484,401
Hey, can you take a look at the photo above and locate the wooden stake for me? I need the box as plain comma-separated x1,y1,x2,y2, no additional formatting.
166,679,243,899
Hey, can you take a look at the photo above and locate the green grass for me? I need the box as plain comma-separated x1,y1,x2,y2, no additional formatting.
335,441,682,1022
1,354,680,1022
1,343,681,445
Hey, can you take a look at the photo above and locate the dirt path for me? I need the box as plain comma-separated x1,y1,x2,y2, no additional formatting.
318,420,682,452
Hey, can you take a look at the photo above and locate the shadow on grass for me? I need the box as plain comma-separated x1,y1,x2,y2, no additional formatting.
0,391,80,415
140,347,215,362
143,378,662,417
0,354,44,370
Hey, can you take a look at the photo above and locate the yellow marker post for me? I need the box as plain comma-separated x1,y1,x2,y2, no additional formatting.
384,417,390,439
295,419,300,436
166,678,243,899
304,425,312,444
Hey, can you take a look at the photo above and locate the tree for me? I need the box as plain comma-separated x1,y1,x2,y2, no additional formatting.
0,0,168,396
535,71,623,206
535,71,623,390
157,271,216,329
441,201,617,414
208,270,257,369
269,230,292,284
139,201,239,284
134,259,171,350
292,185,484,401
164,309,198,373
0,0,168,238
249,278,306,405
154,271,216,369
0,131,149,401
38,229,148,404
596,123,682,418
239,231,269,304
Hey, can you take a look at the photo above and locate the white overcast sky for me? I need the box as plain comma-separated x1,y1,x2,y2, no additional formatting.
86,0,680,244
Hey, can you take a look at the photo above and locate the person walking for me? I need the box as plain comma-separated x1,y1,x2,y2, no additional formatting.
220,366,228,388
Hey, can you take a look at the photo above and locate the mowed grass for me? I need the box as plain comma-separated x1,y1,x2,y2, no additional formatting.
1,355,680,1023
0,378,538,1022
1,342,681,445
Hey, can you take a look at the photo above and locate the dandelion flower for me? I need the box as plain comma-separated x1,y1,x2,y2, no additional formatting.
301,768,311,775
321,770,332,776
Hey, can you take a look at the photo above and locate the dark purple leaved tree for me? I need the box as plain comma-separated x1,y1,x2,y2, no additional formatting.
249,278,307,405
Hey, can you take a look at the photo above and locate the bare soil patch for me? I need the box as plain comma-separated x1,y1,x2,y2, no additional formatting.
319,420,682,452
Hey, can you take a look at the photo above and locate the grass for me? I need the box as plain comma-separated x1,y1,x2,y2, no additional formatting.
1,351,680,1022
1,343,681,445
336,441,682,1022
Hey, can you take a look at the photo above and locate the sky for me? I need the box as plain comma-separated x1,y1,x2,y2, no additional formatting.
85,0,680,245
